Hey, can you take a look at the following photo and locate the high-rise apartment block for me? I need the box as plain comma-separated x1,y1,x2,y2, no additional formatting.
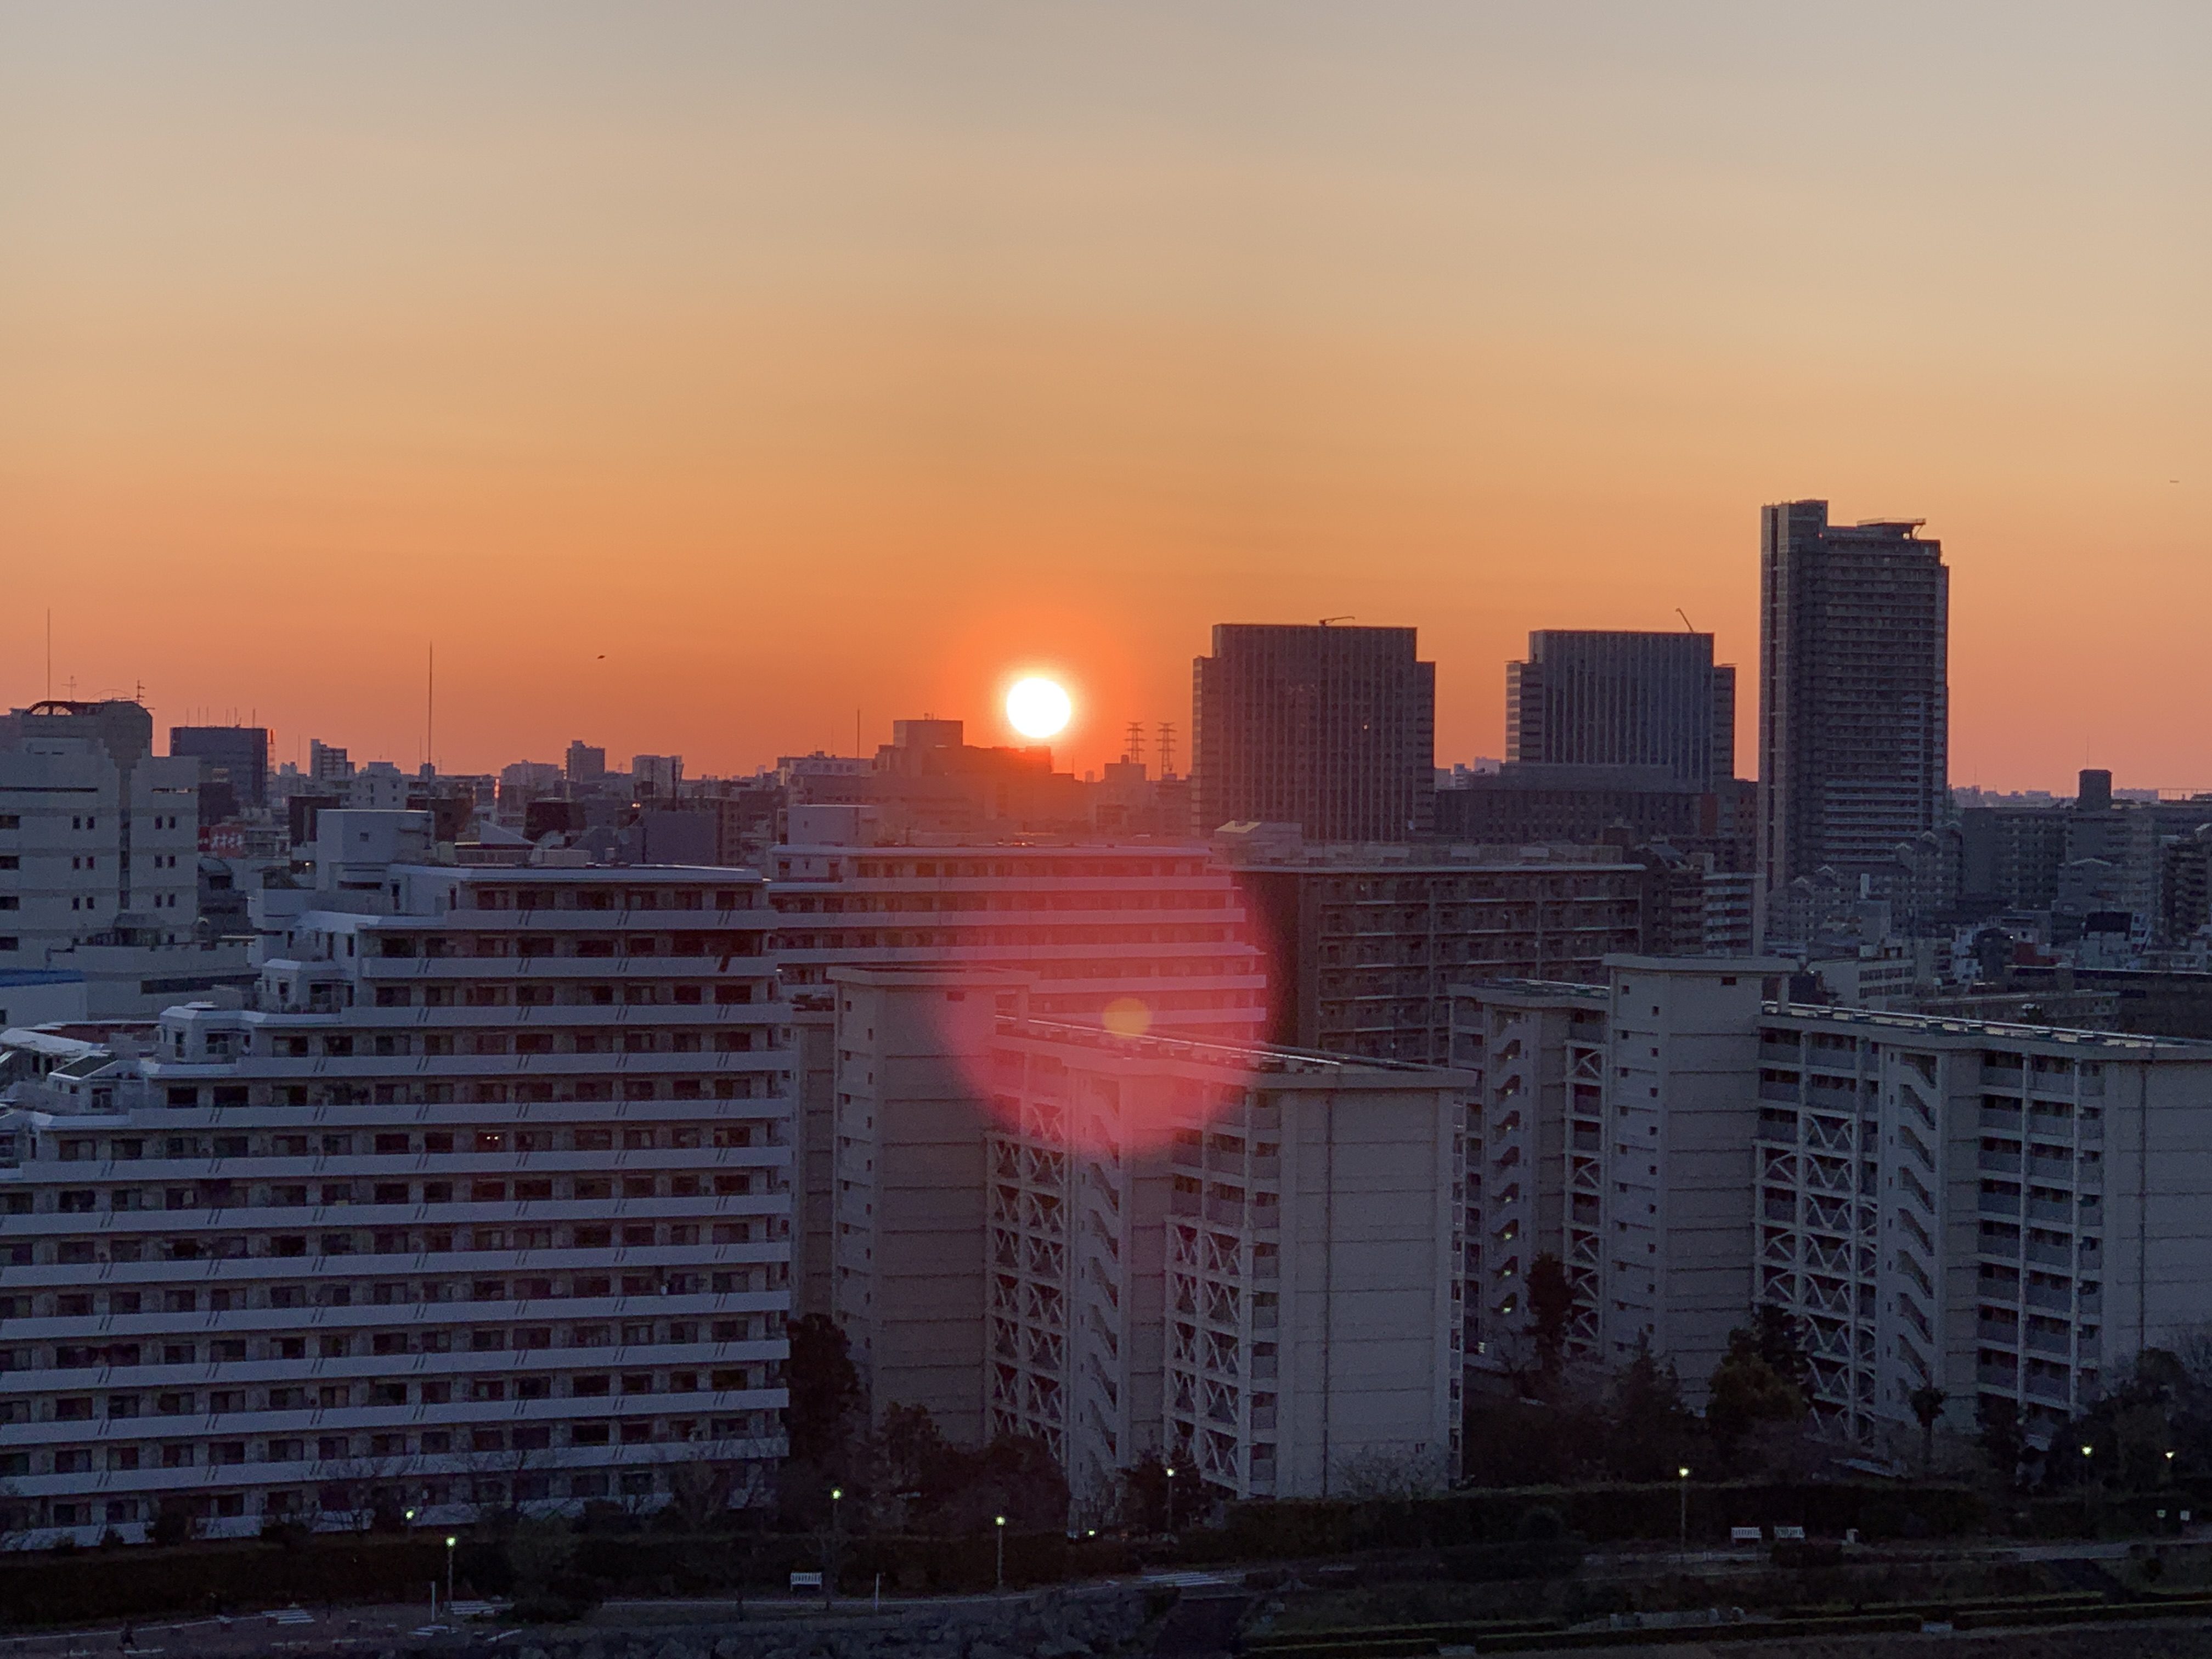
1452,961,2212,1449
0,828,793,1544
169,726,272,810
1192,625,1436,843
771,831,1269,1045
1759,502,1949,908
1507,631,1735,791
1451,961,1788,1393
826,965,1469,1517
1221,841,1648,1065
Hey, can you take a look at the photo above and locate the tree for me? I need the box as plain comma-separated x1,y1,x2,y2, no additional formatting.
1909,1385,1948,1473
1603,1341,1703,1483
1706,1323,1806,1452
1749,1305,1811,1393
1525,1253,1575,1384
785,1314,864,1470
1977,1393,2027,1489
1119,1452,1170,1534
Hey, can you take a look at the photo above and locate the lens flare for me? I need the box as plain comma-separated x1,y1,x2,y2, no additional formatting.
1005,676,1072,740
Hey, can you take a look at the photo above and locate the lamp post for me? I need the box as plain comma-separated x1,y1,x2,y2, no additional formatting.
2168,1449,2179,1485
826,1488,844,1609
995,1515,1007,1592
1164,1465,1177,1534
445,1536,457,1613
2081,1444,2096,1533
1678,1467,1691,1549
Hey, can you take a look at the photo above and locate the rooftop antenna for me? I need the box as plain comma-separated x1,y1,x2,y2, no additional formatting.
44,610,52,699
1675,608,1697,633
1156,721,1176,777
425,641,435,773
1319,615,1355,627
1124,721,1145,766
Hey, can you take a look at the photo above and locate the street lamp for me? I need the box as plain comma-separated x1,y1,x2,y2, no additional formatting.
1677,1467,1691,1549
995,1515,1007,1592
2081,1444,2097,1533
444,1536,457,1613
826,1488,844,1609
1164,1465,1177,1534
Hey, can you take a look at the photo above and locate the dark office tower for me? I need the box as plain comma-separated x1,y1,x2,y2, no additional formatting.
169,725,270,807
565,740,607,785
1758,500,1948,898
1192,623,1435,841
1505,630,1736,790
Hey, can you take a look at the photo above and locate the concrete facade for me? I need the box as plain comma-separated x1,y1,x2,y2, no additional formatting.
0,859,793,1546
827,966,1469,1521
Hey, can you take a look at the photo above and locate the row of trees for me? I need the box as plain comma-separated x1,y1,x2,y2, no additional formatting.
782,1316,1071,1534
1487,1252,2212,1497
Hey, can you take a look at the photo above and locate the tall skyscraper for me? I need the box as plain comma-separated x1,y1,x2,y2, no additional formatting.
1758,500,1948,899
1505,630,1736,790
1191,624,1435,842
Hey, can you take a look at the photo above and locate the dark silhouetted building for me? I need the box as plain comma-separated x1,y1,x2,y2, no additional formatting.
1192,623,1435,842
1758,501,1948,905
169,725,270,809
1507,630,1735,791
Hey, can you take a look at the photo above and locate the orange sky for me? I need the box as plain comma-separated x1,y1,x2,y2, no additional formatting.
2,5,2207,789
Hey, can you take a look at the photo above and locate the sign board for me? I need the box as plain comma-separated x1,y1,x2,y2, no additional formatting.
789,1573,823,1590
1729,1527,1762,1544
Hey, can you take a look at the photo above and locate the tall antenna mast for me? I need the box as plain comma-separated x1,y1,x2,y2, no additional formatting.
1156,721,1176,778
1124,721,1145,767
426,642,435,772
45,610,52,699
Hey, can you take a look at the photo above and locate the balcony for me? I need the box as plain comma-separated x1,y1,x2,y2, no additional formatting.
1977,1151,2021,1176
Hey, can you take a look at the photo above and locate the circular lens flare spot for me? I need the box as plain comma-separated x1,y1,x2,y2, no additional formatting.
1102,996,1152,1039
1005,676,1072,740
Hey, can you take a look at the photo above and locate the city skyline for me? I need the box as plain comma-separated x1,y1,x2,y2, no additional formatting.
5,5,2208,791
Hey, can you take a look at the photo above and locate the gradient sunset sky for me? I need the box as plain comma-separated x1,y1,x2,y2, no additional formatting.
3,4,2206,789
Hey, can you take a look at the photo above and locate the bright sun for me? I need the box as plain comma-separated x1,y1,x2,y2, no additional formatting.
1005,676,1073,740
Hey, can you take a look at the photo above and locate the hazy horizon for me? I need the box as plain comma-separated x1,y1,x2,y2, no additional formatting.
5,3,2207,789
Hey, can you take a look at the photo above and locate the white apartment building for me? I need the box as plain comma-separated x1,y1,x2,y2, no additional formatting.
1452,962,2212,1449
1753,1006,2212,1445
0,851,792,1546
828,964,1468,1522
1,734,201,960
1451,959,1790,1394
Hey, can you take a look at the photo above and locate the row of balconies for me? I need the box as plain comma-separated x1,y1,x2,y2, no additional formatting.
0,1281,787,1336
12,1172,780,1219
9,1427,788,1489
30,1131,787,1174
3,1191,788,1246
4,1369,789,1440
1,1328,789,1395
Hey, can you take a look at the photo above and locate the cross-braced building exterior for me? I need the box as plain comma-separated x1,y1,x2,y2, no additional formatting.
827,964,1469,1522
1451,961,2212,1450
0,849,793,1545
